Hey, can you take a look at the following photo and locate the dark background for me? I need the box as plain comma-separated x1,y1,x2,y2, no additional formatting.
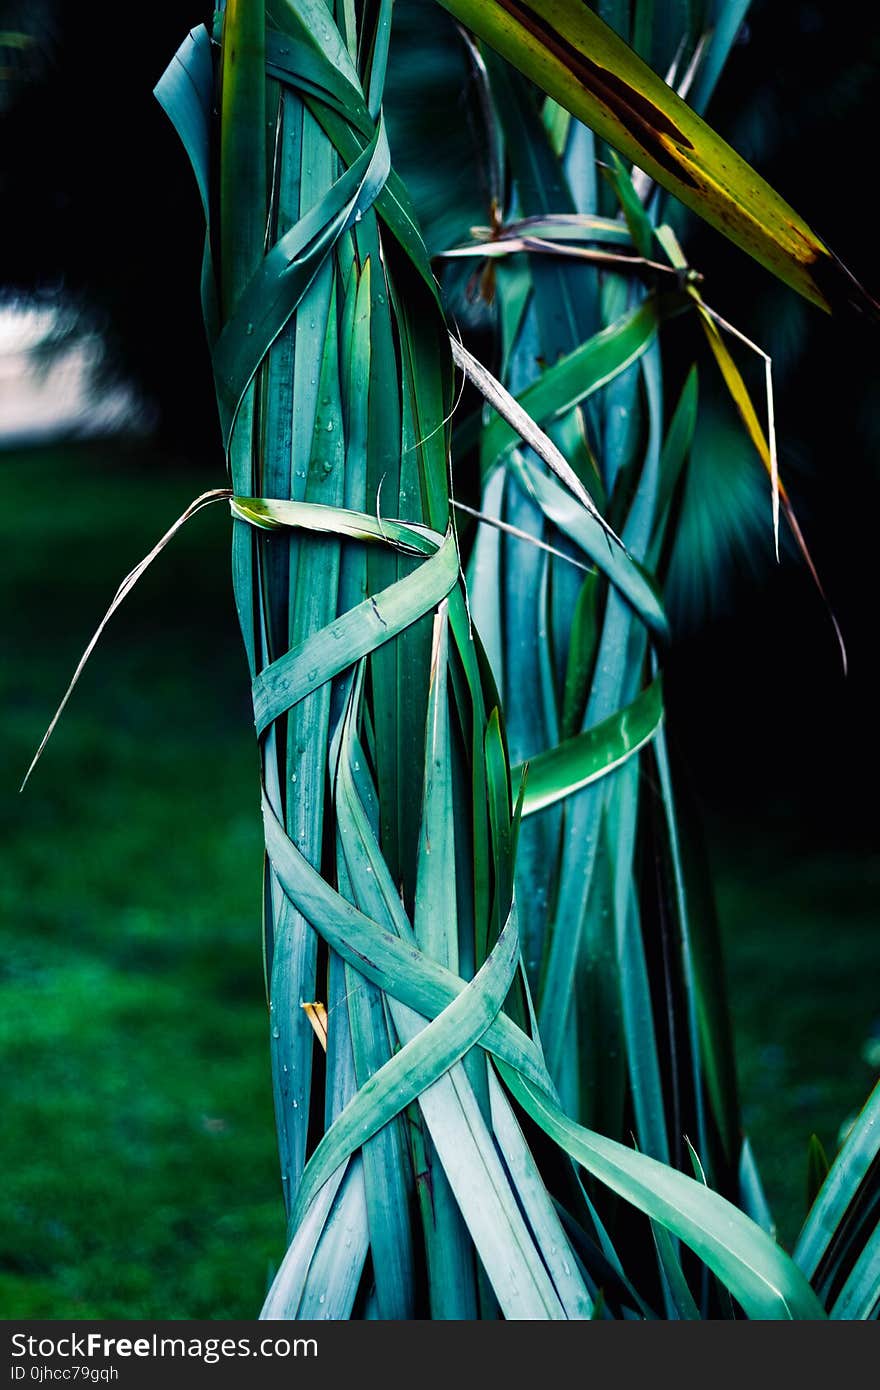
1,1,877,1316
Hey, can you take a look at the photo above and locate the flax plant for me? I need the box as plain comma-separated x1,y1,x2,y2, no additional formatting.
153,0,879,1319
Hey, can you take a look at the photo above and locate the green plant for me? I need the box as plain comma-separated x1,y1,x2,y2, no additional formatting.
148,0,877,1318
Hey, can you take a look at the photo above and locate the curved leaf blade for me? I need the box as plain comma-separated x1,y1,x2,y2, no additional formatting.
795,1082,880,1287
499,1063,827,1320
514,677,664,816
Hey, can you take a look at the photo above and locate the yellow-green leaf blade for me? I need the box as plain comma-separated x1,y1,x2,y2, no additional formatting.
435,0,875,315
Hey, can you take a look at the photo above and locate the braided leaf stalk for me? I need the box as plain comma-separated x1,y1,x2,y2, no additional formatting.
155,0,825,1320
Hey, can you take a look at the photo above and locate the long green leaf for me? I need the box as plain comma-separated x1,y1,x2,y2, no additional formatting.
514,676,663,815
412,608,479,1319
499,1063,827,1320
795,1082,880,1291
830,1228,880,1320
480,298,660,468
508,449,667,638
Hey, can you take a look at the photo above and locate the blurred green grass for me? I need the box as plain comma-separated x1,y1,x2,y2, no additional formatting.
711,831,879,1246
2,442,876,1316
1,442,277,1318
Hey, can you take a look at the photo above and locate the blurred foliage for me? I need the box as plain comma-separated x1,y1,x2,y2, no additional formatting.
0,3,56,107
0,0,217,459
1,444,279,1316
665,398,773,628
384,4,488,256
716,830,880,1248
